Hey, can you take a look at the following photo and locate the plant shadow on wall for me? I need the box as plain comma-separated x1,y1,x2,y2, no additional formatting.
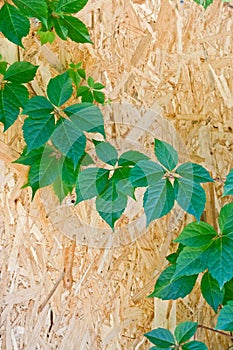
0,0,233,349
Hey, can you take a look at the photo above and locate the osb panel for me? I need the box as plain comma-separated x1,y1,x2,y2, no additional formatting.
0,0,233,349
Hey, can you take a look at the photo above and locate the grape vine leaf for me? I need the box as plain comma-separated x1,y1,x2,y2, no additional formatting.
47,72,73,107
118,150,149,166
223,169,233,196
22,96,54,118
130,160,165,187
176,162,213,183
55,0,89,14
174,321,198,344
93,140,118,166
174,222,217,247
193,0,214,9
201,271,224,313
4,83,29,108
182,341,208,350
4,61,38,84
12,0,48,26
144,328,176,348
216,301,233,331
62,15,92,44
154,139,178,171
0,89,20,131
218,202,233,235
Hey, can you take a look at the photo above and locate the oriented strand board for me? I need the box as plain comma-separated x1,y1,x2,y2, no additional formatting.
0,0,233,349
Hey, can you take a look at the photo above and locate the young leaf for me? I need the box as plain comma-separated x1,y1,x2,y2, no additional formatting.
143,179,174,226
47,72,73,107
201,271,224,313
64,103,105,137
174,178,206,221
12,0,48,25
130,160,165,187
93,90,105,104
39,30,56,45
193,0,214,9
94,140,118,166
23,115,55,152
174,321,198,344
0,3,30,47
0,61,7,75
118,150,149,166
0,89,19,131
144,328,176,348
216,302,233,331
176,162,213,183
218,202,233,235
4,62,38,84
154,139,178,171
174,222,216,247
149,264,197,300
55,0,88,13
77,86,93,103
182,341,208,350
62,15,92,44
51,119,86,167
22,96,54,118
223,169,233,196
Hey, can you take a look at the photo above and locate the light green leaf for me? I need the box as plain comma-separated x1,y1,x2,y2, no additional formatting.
130,160,165,187
4,83,29,108
53,175,71,203
93,82,105,90
118,150,149,166
201,271,224,313
0,89,19,131
93,90,105,104
4,61,38,84
218,202,233,235
0,3,30,47
12,0,48,25
143,179,174,226
182,340,208,350
23,115,55,152
174,221,217,247
175,321,198,344
51,119,86,167
62,15,92,44
23,96,54,118
56,0,88,13
47,72,73,107
223,169,233,196
176,162,213,183
75,168,109,204
154,139,178,171
144,328,175,348
39,30,56,44
94,140,118,166
0,61,7,75
216,302,233,331
64,103,105,137
193,0,214,9
174,178,206,221
149,264,197,300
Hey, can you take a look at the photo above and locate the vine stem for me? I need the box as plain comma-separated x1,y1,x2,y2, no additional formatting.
198,324,233,339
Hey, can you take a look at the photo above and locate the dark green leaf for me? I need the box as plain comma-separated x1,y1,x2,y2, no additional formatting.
47,72,73,107
166,244,184,264
218,202,233,235
62,15,92,44
0,3,30,47
223,278,233,305
51,119,86,167
174,221,216,247
130,160,165,187
113,167,135,199
75,168,109,204
143,179,174,226
52,17,68,40
4,61,38,84
149,264,197,300
23,96,54,118
13,146,44,165
64,103,105,137
68,69,81,89
182,340,208,350
118,150,149,166
56,0,88,13
174,321,198,344
144,328,175,348
223,169,233,196
93,90,105,104
94,140,118,166
4,83,29,108
0,89,19,131
77,86,93,103
154,139,178,171
201,271,224,312
193,0,214,9
12,0,48,25
23,115,55,151
174,178,206,221
216,302,233,331
150,347,172,350
176,162,213,183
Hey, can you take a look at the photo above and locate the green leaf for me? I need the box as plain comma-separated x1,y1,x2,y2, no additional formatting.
143,179,175,226
12,0,48,25
77,86,93,103
201,271,224,313
53,157,76,202
39,30,56,44
176,162,213,183
118,150,149,166
51,119,86,167
193,0,214,9
216,302,233,331
113,167,135,199
144,328,175,348
150,347,172,350
64,103,105,137
75,168,109,204
93,82,105,90
23,114,55,152
4,83,29,108
52,17,68,40
0,89,19,131
0,3,30,47
223,169,233,196
154,139,178,171
174,222,217,247
93,90,105,104
94,140,118,166
87,76,94,87
0,61,7,75
4,62,38,84
62,15,92,44
166,244,184,264
68,69,81,89
53,175,71,202
47,72,73,107
182,340,208,350
175,321,198,344
55,0,88,13
13,146,45,165
23,96,54,118
218,202,233,235
174,178,206,221
223,278,233,305
149,264,197,300
130,160,165,187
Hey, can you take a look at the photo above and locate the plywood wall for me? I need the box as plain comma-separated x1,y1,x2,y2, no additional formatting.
0,0,233,349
